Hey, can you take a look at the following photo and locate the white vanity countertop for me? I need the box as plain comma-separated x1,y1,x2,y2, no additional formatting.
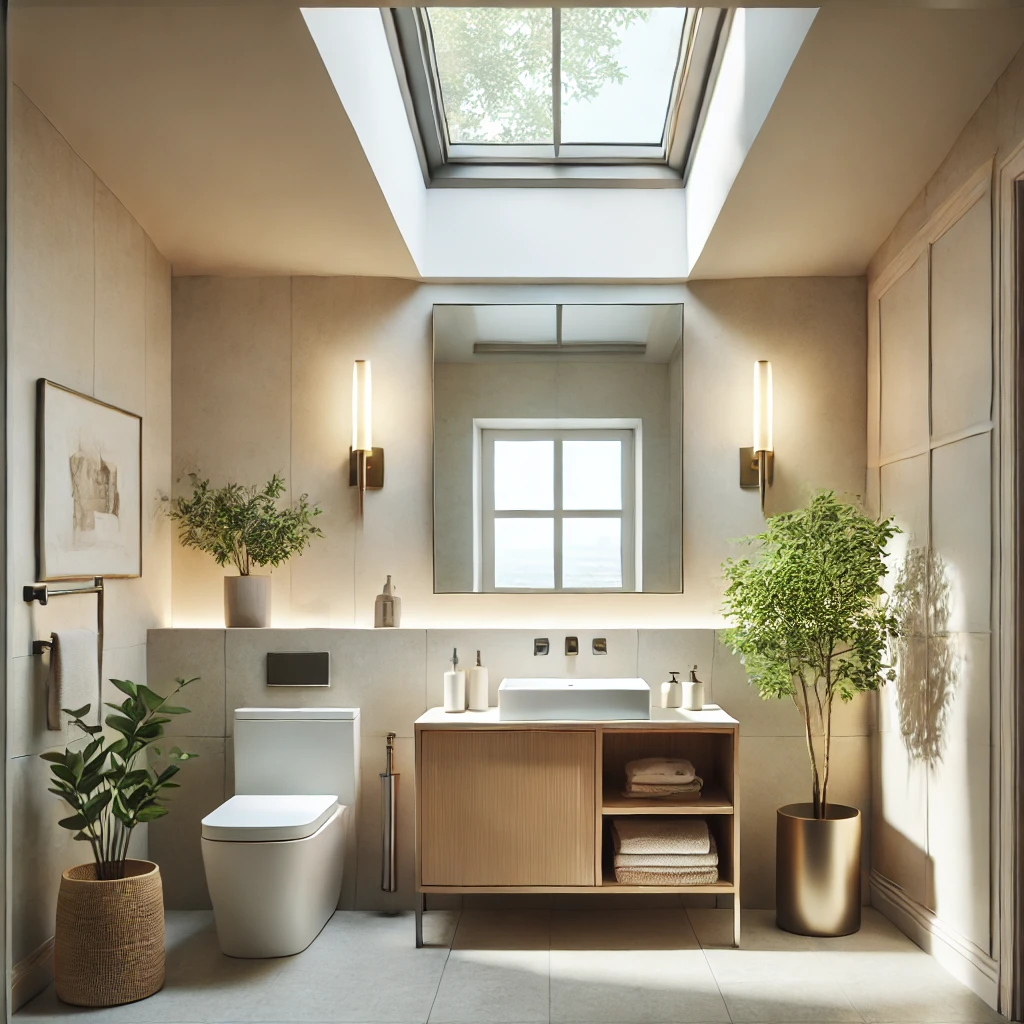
415,705,738,728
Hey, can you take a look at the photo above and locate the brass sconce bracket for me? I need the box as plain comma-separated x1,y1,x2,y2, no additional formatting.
349,448,385,490
740,447,774,512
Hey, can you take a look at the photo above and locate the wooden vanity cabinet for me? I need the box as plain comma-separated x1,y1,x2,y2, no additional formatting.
418,729,596,886
414,706,741,946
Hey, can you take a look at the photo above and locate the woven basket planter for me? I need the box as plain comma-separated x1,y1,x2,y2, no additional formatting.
54,860,165,1007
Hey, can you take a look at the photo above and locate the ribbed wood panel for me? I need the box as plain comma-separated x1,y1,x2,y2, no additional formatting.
420,730,596,886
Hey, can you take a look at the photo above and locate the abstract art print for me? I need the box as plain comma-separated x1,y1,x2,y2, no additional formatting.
37,379,142,580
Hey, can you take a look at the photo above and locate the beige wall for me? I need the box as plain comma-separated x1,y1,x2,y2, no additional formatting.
7,88,172,1000
864,43,1024,1009
171,276,867,629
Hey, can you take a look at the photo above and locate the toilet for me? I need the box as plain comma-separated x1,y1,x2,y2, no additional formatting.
201,707,360,958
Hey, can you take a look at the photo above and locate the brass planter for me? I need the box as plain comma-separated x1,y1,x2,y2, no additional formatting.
776,803,861,937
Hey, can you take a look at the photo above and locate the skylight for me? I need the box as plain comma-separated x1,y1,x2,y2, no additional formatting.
388,6,725,182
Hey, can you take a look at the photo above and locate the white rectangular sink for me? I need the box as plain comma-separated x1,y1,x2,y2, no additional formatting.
498,678,651,721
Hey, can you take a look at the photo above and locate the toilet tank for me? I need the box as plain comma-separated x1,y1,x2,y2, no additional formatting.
233,708,360,808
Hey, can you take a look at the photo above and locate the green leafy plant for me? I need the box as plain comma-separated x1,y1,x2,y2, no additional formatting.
41,677,199,880
169,474,324,576
721,491,900,818
429,8,651,144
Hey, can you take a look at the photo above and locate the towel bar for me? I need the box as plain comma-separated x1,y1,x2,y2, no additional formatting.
24,577,105,682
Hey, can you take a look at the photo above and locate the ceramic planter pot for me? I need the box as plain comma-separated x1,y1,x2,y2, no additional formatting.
224,575,271,628
54,860,164,1007
776,802,861,936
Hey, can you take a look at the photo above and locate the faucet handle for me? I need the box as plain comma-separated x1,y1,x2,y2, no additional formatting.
534,638,550,656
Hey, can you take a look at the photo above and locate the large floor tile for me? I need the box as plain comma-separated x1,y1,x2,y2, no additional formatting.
550,910,698,951
840,969,1003,1023
549,949,729,1023
686,909,818,951
428,949,549,1023
718,977,861,1023
453,911,550,950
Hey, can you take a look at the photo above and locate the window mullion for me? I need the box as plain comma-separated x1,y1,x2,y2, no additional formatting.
552,7,561,158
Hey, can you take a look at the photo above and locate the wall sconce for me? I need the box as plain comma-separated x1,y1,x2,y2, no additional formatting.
349,359,384,516
739,360,774,512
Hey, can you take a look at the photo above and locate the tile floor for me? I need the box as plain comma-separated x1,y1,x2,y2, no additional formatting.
17,908,1007,1024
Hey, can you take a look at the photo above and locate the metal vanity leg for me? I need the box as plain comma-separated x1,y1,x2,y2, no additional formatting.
415,891,425,948
733,897,741,948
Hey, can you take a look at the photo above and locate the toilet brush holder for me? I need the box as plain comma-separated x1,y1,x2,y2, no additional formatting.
380,733,399,893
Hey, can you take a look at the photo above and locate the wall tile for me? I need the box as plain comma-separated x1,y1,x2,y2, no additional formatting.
224,628,427,738
930,433,992,634
425,630,638,710
880,454,930,632
925,632,990,948
147,628,225,737
638,630,715,700
93,179,146,414
148,736,226,910
930,194,993,439
878,254,929,460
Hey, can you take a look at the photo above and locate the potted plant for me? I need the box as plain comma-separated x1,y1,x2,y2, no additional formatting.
41,676,198,1006
721,491,899,936
170,474,324,627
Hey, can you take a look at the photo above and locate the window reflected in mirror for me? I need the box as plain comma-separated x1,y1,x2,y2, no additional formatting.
433,303,683,594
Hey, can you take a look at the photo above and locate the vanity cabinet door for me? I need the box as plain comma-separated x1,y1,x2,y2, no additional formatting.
419,729,596,887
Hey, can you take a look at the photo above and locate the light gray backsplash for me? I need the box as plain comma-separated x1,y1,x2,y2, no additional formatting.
147,627,872,912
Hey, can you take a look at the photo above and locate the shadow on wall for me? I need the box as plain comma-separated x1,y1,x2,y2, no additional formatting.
889,546,959,766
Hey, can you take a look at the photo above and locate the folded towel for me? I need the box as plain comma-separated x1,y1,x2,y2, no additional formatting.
615,865,719,885
614,836,718,869
46,629,99,731
612,816,710,855
623,778,703,799
625,757,696,785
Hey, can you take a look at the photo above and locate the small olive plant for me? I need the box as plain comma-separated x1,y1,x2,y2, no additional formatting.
41,677,199,880
170,474,324,576
721,491,901,819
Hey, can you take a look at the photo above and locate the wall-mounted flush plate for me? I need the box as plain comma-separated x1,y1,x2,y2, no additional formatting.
592,638,607,655
267,652,331,687
534,638,549,656
565,636,579,656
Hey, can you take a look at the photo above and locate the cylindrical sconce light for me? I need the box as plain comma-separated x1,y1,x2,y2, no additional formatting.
740,359,774,513
349,360,384,516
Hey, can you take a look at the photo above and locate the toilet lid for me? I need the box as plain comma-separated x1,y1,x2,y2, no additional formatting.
201,794,340,842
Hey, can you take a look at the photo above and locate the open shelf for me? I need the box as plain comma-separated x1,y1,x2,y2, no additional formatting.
602,782,733,815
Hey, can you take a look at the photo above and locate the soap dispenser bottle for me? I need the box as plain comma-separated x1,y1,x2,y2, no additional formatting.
467,650,489,712
443,648,466,713
683,666,706,711
374,575,402,628
660,671,683,709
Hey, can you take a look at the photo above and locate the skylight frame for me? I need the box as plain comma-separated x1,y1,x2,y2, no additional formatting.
386,6,726,184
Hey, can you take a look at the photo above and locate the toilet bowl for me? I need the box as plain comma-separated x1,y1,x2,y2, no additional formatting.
201,795,348,958
202,707,361,958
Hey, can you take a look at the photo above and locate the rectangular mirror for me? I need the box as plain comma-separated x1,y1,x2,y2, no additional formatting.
433,303,683,593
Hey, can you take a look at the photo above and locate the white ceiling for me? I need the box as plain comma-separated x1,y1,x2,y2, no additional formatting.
689,5,1024,279
10,4,1024,281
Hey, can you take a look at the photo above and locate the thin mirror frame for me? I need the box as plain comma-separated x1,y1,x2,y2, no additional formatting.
431,302,684,595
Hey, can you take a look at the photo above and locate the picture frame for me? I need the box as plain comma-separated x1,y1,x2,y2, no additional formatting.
36,379,143,581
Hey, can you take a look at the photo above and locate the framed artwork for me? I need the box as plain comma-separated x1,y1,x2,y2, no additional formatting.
37,379,142,580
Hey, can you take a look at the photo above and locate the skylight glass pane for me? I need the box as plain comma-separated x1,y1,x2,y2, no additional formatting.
560,8,687,145
427,8,553,144
563,518,622,588
495,518,554,588
494,440,554,510
563,440,622,510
